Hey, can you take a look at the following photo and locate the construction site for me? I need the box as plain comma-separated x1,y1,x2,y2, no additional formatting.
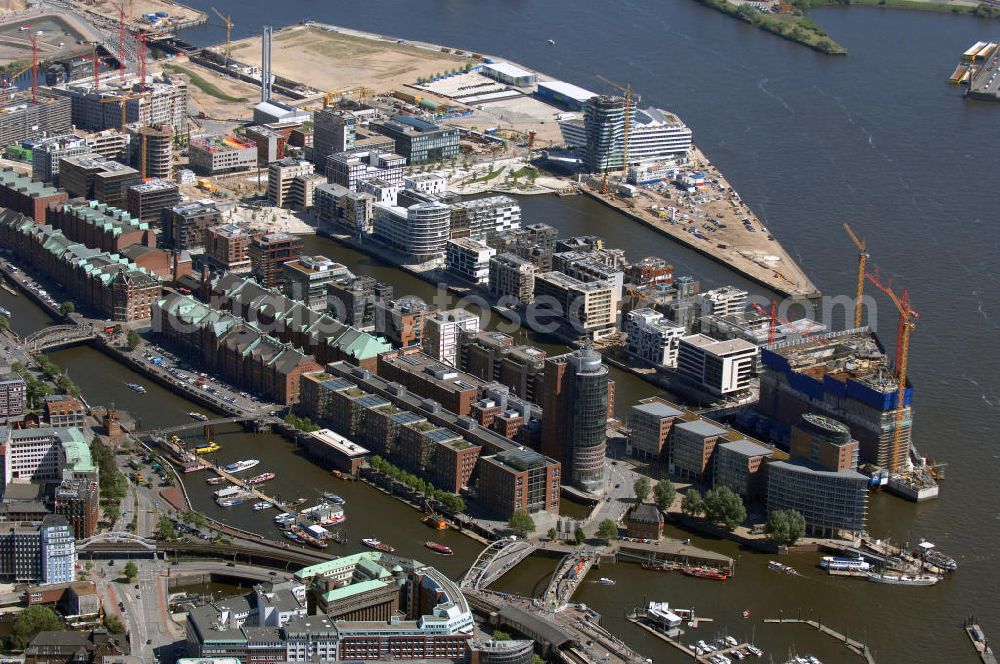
219,23,474,109
744,222,940,502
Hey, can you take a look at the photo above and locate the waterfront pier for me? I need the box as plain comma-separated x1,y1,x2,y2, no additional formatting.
764,617,876,663
967,45,1000,101
965,618,998,664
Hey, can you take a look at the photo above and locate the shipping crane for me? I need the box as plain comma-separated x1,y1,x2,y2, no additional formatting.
212,7,234,67
865,268,919,474
843,223,868,328
596,74,634,194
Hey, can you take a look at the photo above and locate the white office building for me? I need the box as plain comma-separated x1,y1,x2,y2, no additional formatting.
357,177,401,205
629,107,694,162
423,309,481,367
560,105,693,168
449,195,521,240
624,308,685,367
445,238,496,286
372,200,452,263
31,134,89,184
40,516,76,585
404,173,446,195
3,427,94,486
676,334,756,397
327,150,406,190
695,286,749,319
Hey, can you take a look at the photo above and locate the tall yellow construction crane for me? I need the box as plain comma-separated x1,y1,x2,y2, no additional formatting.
596,74,634,194
212,7,234,63
1,62,32,89
99,92,146,131
843,222,868,328
866,269,919,474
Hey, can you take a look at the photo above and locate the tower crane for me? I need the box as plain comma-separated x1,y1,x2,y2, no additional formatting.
596,74,634,194
99,92,146,131
212,8,234,67
86,41,101,88
29,32,38,103
1,62,32,90
843,223,868,328
110,0,127,83
135,31,148,88
865,268,919,474
750,300,826,346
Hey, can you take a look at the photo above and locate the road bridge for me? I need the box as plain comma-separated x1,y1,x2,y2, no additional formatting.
78,536,331,568
136,407,277,438
461,538,536,591
24,323,96,352
78,531,157,550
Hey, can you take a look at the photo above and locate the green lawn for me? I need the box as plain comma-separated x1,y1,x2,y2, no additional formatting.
162,63,246,102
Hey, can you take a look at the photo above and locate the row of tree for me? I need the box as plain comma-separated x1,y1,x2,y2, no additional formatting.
283,413,321,433
368,455,466,514
633,476,677,511
12,358,79,410
414,63,474,84
90,436,127,523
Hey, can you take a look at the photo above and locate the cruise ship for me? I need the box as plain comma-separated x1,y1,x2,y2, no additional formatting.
224,459,260,473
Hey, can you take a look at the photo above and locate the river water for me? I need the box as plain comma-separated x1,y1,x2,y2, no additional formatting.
4,1,998,660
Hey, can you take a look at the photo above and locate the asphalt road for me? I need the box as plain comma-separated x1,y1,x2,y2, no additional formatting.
95,558,182,664
584,459,638,533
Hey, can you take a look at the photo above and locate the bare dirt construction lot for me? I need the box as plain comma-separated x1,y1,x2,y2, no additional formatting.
0,12,99,67
159,58,262,121
225,25,473,94
0,0,28,16
72,0,204,31
447,96,567,146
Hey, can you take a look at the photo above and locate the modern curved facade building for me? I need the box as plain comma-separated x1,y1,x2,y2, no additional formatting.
373,200,452,263
542,348,611,492
468,638,536,664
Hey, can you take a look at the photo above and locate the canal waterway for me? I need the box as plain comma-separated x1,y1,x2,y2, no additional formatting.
3,0,998,658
